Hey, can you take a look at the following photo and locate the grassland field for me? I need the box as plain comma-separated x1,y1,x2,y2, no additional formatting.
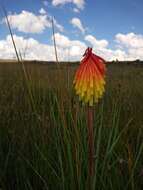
0,61,143,190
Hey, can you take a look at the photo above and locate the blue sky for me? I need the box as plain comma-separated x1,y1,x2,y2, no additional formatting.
0,0,143,61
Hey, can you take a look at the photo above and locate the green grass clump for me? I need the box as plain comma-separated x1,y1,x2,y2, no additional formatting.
0,62,143,190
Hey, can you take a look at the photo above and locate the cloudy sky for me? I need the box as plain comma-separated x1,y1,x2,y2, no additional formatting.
0,0,143,61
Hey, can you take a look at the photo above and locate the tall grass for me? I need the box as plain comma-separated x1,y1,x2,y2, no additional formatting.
0,62,143,190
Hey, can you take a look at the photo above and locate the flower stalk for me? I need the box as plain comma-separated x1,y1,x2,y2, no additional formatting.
87,106,95,177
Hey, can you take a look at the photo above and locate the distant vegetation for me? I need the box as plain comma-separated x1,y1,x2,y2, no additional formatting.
109,59,143,65
0,59,143,65
0,62,143,189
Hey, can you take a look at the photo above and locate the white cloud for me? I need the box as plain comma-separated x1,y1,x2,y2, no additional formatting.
0,34,86,61
115,32,143,60
1,32,143,61
128,48,143,60
54,33,86,60
52,0,85,9
70,17,85,33
74,0,85,9
100,48,127,61
85,34,127,61
84,33,143,61
0,35,54,60
39,8,47,15
115,32,143,48
4,10,63,33
73,8,80,13
54,33,70,47
85,35,108,48
54,32,86,48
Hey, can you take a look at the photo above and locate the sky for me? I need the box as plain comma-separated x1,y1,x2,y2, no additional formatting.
0,0,143,61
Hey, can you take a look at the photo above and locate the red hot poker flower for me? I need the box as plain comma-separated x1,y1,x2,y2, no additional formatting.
73,47,106,106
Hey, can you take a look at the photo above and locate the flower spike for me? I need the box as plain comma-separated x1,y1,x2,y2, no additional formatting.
73,47,106,106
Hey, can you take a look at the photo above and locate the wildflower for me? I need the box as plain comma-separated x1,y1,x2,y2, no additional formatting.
73,47,106,106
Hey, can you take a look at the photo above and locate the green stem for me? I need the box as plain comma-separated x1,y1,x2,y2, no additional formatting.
87,106,95,179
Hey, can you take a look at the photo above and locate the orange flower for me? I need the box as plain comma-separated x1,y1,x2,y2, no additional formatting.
73,47,106,106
